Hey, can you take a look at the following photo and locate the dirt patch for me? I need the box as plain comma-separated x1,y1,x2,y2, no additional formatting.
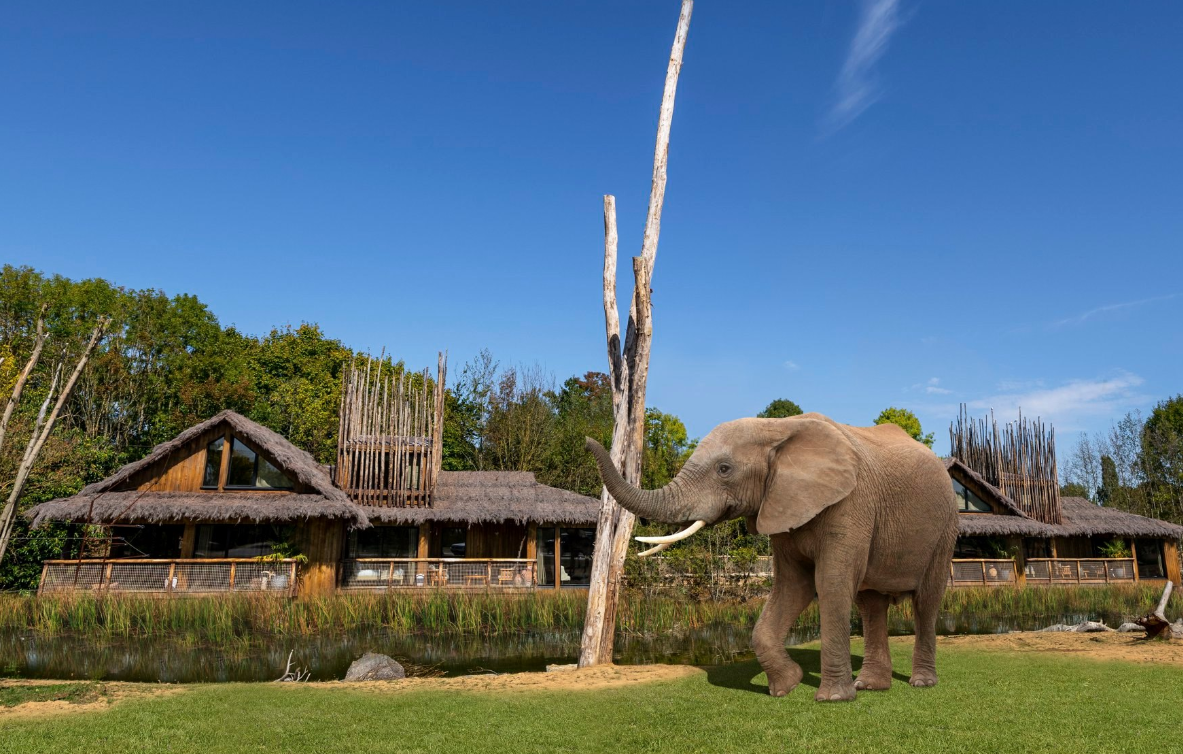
0,681,183,721
338,663,703,695
934,631,1183,666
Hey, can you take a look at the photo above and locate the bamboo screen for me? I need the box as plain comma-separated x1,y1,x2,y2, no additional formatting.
336,352,447,507
949,405,1062,525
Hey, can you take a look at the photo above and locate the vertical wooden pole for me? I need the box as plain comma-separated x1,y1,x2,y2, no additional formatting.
418,524,430,559
580,0,693,668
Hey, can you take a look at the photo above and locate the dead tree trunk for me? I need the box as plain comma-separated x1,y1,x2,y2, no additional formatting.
0,317,108,564
0,304,49,455
1136,581,1175,640
579,0,692,668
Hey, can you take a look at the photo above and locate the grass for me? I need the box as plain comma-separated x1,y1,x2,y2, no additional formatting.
0,640,1179,753
0,682,106,708
0,584,1173,644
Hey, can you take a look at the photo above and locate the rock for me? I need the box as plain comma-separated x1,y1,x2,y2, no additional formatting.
1117,623,1145,633
1038,624,1071,632
1072,621,1114,633
546,663,577,673
344,653,405,682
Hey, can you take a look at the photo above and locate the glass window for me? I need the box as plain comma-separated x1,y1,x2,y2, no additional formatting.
348,526,419,558
559,527,595,586
109,525,184,559
440,527,467,558
536,526,556,586
203,437,224,488
217,438,294,490
1135,539,1165,579
953,479,993,513
226,440,258,487
194,524,284,559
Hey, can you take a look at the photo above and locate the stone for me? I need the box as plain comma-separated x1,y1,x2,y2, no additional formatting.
344,653,405,682
1117,623,1145,633
1038,624,1071,632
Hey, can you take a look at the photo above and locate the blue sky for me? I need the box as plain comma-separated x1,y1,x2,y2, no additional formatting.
3,1,1181,453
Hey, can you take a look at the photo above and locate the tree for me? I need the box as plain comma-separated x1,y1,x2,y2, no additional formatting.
642,409,694,490
1060,482,1090,498
873,407,934,448
1098,454,1119,504
758,399,803,419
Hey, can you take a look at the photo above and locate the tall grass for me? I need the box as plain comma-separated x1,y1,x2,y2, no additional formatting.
0,584,1173,644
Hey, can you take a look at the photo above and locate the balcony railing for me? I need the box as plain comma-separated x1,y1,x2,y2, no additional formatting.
38,559,299,595
949,558,1018,586
340,558,538,589
1025,558,1136,585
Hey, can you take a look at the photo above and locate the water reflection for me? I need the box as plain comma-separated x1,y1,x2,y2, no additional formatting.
0,610,1126,684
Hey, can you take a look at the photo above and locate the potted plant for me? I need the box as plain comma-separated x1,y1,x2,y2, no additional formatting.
1099,539,1132,578
255,540,308,590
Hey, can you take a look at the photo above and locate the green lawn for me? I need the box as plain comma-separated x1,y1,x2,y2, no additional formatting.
1,640,1177,754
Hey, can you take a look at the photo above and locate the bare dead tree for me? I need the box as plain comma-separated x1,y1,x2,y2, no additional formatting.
580,0,692,668
0,317,108,564
0,304,49,455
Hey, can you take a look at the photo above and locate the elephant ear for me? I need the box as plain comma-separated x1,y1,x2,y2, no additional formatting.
756,418,859,535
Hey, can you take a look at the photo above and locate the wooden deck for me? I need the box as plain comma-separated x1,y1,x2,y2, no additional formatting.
948,557,1139,587
38,558,300,595
340,558,539,589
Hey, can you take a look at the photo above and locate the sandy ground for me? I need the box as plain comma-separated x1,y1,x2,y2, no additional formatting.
936,631,1183,666
3,632,1178,720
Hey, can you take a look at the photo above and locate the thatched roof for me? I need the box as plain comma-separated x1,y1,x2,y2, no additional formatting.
26,410,368,528
362,471,600,526
950,456,1183,540
26,491,368,528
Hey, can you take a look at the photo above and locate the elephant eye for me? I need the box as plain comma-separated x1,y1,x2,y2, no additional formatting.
717,463,732,476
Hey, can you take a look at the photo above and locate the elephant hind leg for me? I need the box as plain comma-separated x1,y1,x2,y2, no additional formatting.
854,590,892,691
752,556,814,698
910,550,951,688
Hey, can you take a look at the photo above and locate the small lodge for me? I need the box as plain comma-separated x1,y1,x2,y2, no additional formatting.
27,371,1183,596
28,356,599,596
945,409,1183,587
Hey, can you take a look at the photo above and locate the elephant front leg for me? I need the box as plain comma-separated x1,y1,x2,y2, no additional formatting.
752,556,813,698
814,560,859,702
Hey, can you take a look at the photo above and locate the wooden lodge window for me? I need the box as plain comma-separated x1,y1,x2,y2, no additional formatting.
440,527,467,558
952,479,992,513
202,435,293,491
347,526,419,559
536,526,595,587
194,524,284,559
109,525,184,559
1136,539,1165,579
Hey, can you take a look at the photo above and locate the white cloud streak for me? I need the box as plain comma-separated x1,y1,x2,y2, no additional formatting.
784,360,801,372
827,0,902,131
1051,293,1179,328
963,372,1146,427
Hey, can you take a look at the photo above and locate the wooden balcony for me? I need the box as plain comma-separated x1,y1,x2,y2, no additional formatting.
340,558,538,590
1024,558,1137,585
949,558,1018,586
38,559,300,595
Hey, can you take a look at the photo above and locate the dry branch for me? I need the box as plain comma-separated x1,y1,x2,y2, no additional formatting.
0,304,48,455
1136,581,1175,639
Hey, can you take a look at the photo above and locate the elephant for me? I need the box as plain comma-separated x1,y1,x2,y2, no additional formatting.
586,412,958,701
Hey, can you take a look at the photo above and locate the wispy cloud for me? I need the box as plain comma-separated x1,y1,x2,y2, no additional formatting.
910,377,952,395
784,360,801,372
963,372,1146,428
1051,293,1179,328
826,0,902,132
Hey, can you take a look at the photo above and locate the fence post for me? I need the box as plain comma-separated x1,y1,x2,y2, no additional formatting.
167,562,177,594
229,562,237,590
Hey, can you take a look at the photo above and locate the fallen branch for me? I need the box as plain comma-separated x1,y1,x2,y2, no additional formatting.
1136,581,1174,640
276,650,311,682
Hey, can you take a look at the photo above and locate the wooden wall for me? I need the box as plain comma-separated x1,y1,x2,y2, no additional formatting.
1165,540,1182,585
296,519,345,596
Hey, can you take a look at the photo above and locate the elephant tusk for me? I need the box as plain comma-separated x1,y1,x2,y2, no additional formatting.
636,542,670,558
635,520,706,545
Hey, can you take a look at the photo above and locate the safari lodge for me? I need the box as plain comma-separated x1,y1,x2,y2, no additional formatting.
26,378,1183,596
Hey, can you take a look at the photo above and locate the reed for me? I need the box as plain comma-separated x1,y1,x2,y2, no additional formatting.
0,585,1173,643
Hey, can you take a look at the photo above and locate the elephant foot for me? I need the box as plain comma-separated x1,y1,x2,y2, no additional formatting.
909,669,938,688
765,664,803,698
814,678,857,702
854,666,892,691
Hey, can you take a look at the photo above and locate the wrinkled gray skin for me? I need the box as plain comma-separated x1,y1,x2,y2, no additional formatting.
587,413,957,701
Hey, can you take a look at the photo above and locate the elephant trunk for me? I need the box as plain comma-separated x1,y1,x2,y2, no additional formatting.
584,437,696,524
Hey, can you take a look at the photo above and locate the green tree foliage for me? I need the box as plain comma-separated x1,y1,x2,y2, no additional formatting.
1060,482,1090,498
642,409,694,490
873,407,935,448
757,399,803,419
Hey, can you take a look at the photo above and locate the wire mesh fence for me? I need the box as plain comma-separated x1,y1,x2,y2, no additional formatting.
340,559,538,589
39,560,299,595
949,559,1017,586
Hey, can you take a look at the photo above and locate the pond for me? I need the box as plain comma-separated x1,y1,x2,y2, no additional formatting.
0,611,1120,683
